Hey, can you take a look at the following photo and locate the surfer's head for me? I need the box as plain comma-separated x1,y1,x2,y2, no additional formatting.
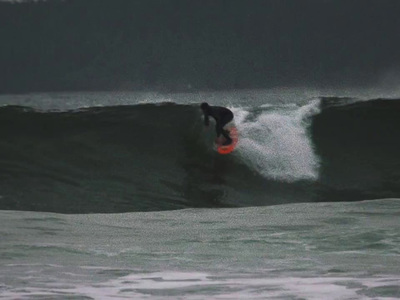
200,102,210,112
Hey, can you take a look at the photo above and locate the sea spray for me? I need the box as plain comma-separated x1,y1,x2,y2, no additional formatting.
232,100,320,182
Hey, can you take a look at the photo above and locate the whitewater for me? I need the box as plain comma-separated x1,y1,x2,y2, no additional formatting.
2,200,400,299
1,89,400,299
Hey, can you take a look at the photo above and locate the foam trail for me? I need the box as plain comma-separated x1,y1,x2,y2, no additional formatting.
232,100,320,182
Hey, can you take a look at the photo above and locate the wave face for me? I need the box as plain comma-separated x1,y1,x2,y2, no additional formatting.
1,98,399,213
312,98,400,199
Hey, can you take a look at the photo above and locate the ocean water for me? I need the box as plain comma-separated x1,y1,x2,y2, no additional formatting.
1,90,400,299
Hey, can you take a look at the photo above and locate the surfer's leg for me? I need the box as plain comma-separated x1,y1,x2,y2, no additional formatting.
215,122,231,145
220,114,233,145
221,128,232,145
222,135,232,145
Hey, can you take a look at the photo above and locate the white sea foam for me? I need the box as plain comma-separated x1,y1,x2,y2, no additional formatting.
231,100,320,182
3,271,399,300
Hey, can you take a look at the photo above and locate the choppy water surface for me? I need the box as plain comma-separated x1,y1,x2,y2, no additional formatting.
1,199,400,299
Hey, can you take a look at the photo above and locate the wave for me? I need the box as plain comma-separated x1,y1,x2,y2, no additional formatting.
1,98,399,213
312,97,400,196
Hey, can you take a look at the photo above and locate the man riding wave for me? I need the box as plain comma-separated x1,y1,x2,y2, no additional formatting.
200,102,234,146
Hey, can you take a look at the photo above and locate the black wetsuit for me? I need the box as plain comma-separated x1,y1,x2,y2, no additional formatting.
203,106,234,143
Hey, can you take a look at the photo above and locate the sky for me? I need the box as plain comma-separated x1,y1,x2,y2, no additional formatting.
1,0,400,93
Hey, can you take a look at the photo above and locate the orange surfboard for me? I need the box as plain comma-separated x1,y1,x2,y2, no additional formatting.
214,126,239,155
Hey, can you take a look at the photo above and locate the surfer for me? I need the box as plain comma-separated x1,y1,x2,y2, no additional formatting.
200,102,234,145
